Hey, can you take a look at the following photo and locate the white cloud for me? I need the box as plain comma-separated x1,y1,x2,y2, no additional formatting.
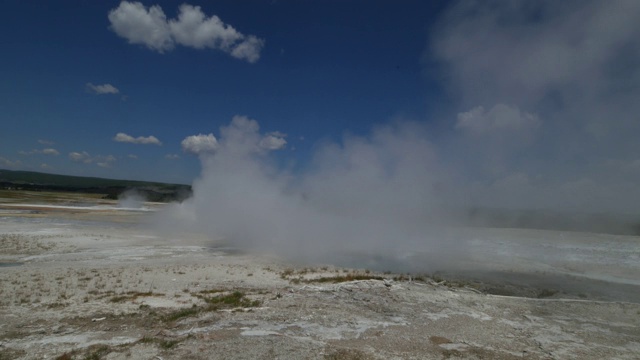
113,132,162,145
127,154,138,159
68,152,115,168
97,155,116,168
109,2,264,62
40,163,52,170
69,151,92,163
165,154,180,160
180,116,286,156
19,148,60,156
168,4,242,49
86,83,120,95
229,35,264,63
259,132,287,150
181,133,219,155
41,148,60,156
38,139,54,145
0,156,21,168
108,1,173,52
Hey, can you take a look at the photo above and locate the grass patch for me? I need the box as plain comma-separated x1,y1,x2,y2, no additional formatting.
83,344,111,360
163,306,200,322
55,344,112,360
204,291,261,309
0,348,26,360
139,336,184,349
109,291,162,303
279,268,437,286
109,296,129,303
198,288,224,295
305,274,384,284
324,348,373,360
47,302,67,309
1,330,26,340
163,290,261,322
280,268,295,279
157,339,181,349
429,336,452,345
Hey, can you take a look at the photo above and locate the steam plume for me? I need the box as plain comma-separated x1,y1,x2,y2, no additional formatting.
158,0,640,272
159,116,461,267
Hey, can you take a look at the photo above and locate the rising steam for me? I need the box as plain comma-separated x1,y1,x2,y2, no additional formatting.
158,0,640,273
158,116,466,268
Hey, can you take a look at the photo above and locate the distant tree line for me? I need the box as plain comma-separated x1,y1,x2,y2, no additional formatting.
0,182,192,203
0,169,192,203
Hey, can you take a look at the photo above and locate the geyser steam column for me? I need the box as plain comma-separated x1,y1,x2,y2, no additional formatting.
162,115,458,267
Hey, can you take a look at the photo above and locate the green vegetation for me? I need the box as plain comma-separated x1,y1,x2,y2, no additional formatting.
277,267,432,285
324,348,373,360
109,291,162,303
0,169,191,202
0,169,181,188
203,291,261,309
280,268,295,279
139,336,184,349
306,274,384,283
163,306,200,322
198,288,225,295
163,290,261,323
54,353,73,360
83,345,111,360
54,344,112,360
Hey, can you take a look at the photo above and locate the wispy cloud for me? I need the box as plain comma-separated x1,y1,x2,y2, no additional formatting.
259,131,287,150
68,152,116,168
127,154,138,159
0,156,21,169
181,117,288,156
18,148,60,156
165,154,180,160
86,83,119,95
68,151,93,164
37,139,54,145
108,2,264,62
42,148,59,155
96,155,116,168
181,133,219,155
114,132,162,145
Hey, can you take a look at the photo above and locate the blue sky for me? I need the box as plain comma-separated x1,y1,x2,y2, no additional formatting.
0,0,447,184
2,1,640,213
